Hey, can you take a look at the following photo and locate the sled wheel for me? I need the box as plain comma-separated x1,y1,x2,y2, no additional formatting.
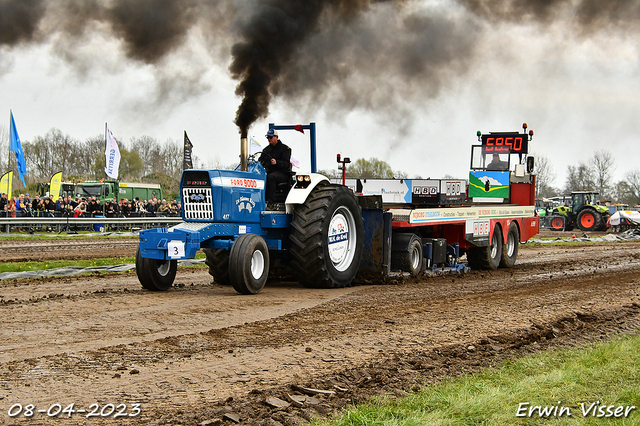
229,234,270,295
499,222,519,268
577,208,602,232
391,233,423,276
135,247,177,291
466,225,503,270
203,248,231,285
550,215,565,231
465,248,482,270
290,183,364,288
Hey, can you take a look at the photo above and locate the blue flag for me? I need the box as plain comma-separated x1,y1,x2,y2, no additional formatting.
9,111,27,186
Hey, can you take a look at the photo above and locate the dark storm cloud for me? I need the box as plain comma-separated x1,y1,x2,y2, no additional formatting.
0,0,47,45
0,0,227,62
275,6,479,125
228,0,331,135
459,0,640,28
1,0,638,134
106,0,198,63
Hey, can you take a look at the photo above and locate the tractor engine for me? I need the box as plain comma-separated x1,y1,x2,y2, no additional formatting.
180,164,266,223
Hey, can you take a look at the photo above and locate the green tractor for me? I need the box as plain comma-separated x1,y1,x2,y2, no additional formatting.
547,191,610,232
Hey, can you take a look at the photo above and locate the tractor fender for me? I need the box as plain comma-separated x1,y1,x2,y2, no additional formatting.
284,173,330,213
594,205,609,214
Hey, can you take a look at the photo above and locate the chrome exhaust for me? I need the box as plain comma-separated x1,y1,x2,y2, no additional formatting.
240,135,248,171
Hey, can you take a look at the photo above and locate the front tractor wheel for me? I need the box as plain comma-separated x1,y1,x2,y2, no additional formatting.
228,233,270,295
466,225,503,270
577,208,603,232
135,247,177,291
290,183,364,288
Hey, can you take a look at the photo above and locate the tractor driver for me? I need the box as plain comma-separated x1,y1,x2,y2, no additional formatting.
259,129,292,203
487,153,508,171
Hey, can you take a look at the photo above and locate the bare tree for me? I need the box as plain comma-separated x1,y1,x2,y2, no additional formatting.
394,170,409,179
130,135,161,177
0,125,7,171
531,154,557,198
615,170,640,206
159,138,183,181
118,148,145,181
564,162,595,193
23,136,50,181
201,156,233,170
317,168,340,179
591,150,615,198
77,135,108,179
22,129,81,182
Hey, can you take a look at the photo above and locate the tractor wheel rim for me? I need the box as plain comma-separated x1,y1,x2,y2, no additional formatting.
250,250,265,280
490,235,499,258
581,213,593,227
506,233,515,257
157,260,170,276
328,207,356,272
411,245,421,270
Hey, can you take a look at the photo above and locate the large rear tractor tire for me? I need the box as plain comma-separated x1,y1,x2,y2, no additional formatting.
499,222,519,268
290,183,364,288
577,208,602,232
466,225,503,270
203,248,231,285
135,247,177,291
598,213,610,231
391,233,423,276
229,233,270,295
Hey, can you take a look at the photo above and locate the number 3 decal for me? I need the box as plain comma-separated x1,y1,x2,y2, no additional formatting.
167,241,185,258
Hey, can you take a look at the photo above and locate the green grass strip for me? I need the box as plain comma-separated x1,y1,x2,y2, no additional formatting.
0,253,206,273
0,257,136,273
313,333,640,426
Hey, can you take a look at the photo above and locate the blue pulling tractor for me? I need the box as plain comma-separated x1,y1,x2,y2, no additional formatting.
136,123,366,294
136,123,541,293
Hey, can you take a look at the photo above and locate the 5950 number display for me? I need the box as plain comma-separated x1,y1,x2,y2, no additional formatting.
481,133,528,154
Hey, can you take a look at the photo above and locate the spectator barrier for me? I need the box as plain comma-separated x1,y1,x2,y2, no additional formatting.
0,212,183,234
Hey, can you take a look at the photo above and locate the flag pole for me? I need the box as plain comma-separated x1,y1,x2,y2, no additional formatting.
105,123,108,180
7,111,12,172
8,110,15,190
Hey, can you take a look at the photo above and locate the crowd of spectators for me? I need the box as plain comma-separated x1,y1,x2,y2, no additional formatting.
0,192,182,218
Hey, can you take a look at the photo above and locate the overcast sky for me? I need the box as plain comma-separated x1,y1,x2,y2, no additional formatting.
1,0,638,188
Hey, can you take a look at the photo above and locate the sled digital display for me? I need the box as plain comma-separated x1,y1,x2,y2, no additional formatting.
481,133,528,154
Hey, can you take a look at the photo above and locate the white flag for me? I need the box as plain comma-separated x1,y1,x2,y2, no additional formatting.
249,136,263,156
104,125,121,179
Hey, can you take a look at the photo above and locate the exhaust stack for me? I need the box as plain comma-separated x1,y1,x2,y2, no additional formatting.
240,134,248,171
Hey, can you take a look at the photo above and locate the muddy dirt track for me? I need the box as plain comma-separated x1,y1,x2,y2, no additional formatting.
1,233,640,425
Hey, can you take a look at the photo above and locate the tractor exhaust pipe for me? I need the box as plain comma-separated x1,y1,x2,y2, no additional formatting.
240,133,248,171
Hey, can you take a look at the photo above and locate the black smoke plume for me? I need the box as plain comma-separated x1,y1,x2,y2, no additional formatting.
0,0,47,45
1,0,639,136
228,0,398,137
